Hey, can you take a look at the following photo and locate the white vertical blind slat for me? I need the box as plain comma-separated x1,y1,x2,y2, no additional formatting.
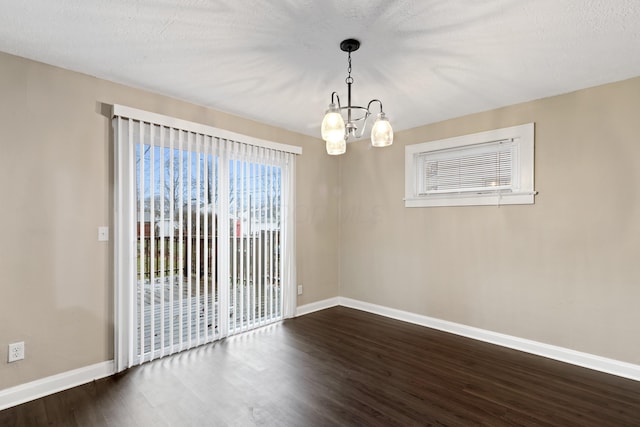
138,122,145,362
195,134,202,344
275,151,281,317
186,132,193,348
159,126,166,358
231,154,237,332
168,128,175,354
257,157,264,326
178,130,185,350
114,116,138,372
203,135,210,342
217,138,230,338
150,124,156,360
282,152,297,319
250,157,257,328
239,149,245,331
268,160,274,320
263,157,270,323
242,147,249,329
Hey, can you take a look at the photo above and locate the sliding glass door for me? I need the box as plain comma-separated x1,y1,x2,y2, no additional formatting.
114,106,298,370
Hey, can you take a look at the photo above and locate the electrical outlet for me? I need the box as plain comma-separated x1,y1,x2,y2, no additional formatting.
297,285,303,295
8,342,25,362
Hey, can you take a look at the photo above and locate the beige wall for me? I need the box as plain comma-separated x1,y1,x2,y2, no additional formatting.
0,51,340,389
339,76,640,365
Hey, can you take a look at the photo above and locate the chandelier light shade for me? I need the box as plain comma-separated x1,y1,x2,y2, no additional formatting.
321,103,345,143
371,112,393,147
321,39,393,155
326,138,346,155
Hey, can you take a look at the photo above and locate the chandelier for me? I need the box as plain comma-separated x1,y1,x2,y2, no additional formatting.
321,39,394,155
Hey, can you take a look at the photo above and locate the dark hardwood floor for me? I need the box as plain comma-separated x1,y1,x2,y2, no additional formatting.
2,306,640,426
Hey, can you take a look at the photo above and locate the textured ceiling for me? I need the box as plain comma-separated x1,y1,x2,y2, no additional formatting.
1,0,640,138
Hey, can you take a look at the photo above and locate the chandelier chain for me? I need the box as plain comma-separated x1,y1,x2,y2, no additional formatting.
345,52,354,85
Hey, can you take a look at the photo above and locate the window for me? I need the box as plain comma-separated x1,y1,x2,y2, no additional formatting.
405,123,535,207
113,105,300,370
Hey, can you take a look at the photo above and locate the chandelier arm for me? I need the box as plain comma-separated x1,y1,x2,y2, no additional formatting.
340,106,369,125
354,110,372,139
330,92,341,108
366,99,385,114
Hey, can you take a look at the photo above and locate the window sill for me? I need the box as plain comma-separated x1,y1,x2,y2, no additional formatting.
404,191,536,208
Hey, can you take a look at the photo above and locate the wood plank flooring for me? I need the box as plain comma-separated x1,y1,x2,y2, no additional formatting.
2,306,640,426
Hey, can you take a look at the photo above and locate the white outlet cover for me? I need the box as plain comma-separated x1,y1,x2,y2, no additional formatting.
8,342,25,362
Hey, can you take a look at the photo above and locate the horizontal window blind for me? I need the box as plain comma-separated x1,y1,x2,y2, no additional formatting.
418,140,515,195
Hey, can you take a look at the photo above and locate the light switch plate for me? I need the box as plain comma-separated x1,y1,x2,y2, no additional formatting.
98,226,109,241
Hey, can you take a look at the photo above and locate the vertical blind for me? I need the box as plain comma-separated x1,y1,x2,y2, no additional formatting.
113,105,300,371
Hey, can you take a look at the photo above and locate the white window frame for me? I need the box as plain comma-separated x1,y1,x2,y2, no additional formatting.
405,123,535,207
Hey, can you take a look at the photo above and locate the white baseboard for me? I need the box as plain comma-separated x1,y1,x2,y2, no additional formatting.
295,297,340,317
338,297,640,382
0,360,115,411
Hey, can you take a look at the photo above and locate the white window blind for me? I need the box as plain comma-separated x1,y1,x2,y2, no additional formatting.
113,105,299,371
418,140,515,195
405,123,535,207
